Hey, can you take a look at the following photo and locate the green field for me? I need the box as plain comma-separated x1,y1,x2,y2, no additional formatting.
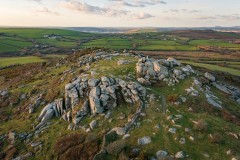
0,54,69,67
180,60,240,76
0,28,96,55
189,39,240,49
1,28,240,56
0,56,46,67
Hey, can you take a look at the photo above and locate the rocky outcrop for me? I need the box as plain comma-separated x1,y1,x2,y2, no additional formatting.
136,57,194,86
212,82,240,103
192,78,223,109
77,50,134,68
37,76,146,130
205,86,226,109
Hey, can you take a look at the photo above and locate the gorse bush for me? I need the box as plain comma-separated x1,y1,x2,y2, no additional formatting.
167,94,177,102
106,140,126,156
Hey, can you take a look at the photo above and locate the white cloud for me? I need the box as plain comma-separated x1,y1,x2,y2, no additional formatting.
60,0,154,20
196,14,240,20
60,0,128,16
110,0,167,7
35,7,60,15
132,13,154,19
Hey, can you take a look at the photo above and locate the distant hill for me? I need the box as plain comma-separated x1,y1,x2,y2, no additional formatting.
66,27,240,33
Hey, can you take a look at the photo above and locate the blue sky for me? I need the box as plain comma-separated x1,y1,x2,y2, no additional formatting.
0,0,239,27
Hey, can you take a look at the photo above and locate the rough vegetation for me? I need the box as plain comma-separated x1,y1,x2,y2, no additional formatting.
0,47,240,160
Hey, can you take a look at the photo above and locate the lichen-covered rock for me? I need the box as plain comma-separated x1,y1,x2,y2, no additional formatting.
89,96,103,114
136,57,193,86
156,150,168,159
173,69,183,76
38,103,54,121
41,109,54,122
55,98,64,116
167,57,181,66
137,78,151,85
36,75,146,131
175,151,185,159
88,78,99,87
204,72,215,82
138,136,151,145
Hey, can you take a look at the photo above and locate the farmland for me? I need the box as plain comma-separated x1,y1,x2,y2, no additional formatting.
1,28,240,56
0,55,68,68
0,28,240,77
180,60,240,76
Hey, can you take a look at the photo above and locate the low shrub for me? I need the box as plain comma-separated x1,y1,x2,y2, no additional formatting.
167,94,177,102
106,140,126,157
194,119,208,131
54,133,86,155
209,133,224,143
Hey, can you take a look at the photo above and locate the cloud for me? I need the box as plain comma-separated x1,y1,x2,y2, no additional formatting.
60,0,154,20
36,7,60,15
132,13,154,19
60,0,128,16
30,0,42,3
110,0,167,7
196,14,240,20
165,9,202,13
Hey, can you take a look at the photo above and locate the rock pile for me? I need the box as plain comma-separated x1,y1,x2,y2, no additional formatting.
136,57,194,86
212,82,240,104
77,50,134,68
36,76,146,130
117,59,130,65
192,78,223,109
202,72,240,104
204,72,216,82
205,86,223,109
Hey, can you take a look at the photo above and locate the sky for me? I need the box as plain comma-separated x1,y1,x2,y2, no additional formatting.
0,0,240,27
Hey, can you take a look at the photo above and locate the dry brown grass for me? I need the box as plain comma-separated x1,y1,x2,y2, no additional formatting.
106,140,126,156
209,133,224,143
222,110,240,125
0,145,18,160
167,94,177,103
54,133,101,160
194,119,208,131
58,141,99,160
118,151,129,160
53,133,86,155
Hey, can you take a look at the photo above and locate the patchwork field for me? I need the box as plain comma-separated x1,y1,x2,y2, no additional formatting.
1,28,239,56
180,60,240,76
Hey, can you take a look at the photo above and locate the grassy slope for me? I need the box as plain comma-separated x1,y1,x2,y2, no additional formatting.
1,54,239,159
